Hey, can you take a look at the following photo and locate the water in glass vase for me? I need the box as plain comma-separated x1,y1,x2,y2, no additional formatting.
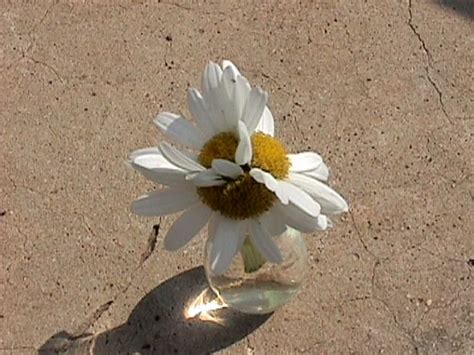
205,227,308,314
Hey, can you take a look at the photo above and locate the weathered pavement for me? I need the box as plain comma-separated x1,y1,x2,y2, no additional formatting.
1,1,473,353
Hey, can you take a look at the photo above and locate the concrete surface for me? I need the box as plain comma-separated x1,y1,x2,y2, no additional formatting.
1,0,473,354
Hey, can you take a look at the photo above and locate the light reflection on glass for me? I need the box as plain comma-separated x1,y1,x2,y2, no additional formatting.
185,288,228,324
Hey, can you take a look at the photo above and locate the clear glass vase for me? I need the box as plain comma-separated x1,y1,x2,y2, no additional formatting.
204,227,308,314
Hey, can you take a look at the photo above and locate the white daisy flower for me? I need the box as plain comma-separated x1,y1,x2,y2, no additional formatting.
129,60,348,275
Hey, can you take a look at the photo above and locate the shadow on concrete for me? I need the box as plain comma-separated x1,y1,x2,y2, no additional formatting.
38,267,271,354
436,0,474,19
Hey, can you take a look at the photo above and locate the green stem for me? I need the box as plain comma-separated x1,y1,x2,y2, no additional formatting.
241,236,266,273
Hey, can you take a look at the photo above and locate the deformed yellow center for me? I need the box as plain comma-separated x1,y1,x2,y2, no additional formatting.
198,132,238,168
197,131,290,220
196,174,276,219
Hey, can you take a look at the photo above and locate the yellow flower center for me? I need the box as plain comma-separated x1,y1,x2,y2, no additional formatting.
198,132,238,168
251,132,290,180
197,131,290,219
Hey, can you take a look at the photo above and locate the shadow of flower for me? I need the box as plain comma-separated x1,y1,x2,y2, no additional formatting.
38,267,271,354
436,0,474,19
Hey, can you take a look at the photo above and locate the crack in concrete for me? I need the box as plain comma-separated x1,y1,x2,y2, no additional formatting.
71,286,125,338
369,247,469,353
4,219,153,352
407,0,452,125
418,245,472,268
69,221,162,340
1,187,159,350
2,1,60,77
72,300,114,338
349,210,378,260
10,193,155,352
336,259,420,352
345,213,422,350
3,222,34,281
346,223,467,352
140,221,161,264
410,288,465,353
342,23,371,103
4,51,65,81
27,0,59,37
24,55,65,82
418,243,472,282
369,260,423,353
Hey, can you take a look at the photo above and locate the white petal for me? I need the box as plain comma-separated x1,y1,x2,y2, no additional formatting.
189,169,226,187
250,168,278,191
219,67,241,130
235,75,251,114
153,112,205,150
249,220,283,264
201,62,227,133
315,214,328,231
222,60,241,77
128,148,188,186
327,217,334,228
219,66,248,130
214,74,250,133
288,152,323,173
131,187,199,216
209,215,245,275
259,207,287,236
277,181,321,217
305,215,331,232
201,61,222,97
255,106,275,136
303,161,330,182
187,88,216,138
164,204,212,250
241,87,268,134
288,173,348,214
129,147,176,169
274,201,319,233
212,159,244,179
250,168,288,204
128,147,160,164
206,93,228,133
134,167,189,186
237,74,251,93
158,142,205,172
316,214,334,230
235,121,252,165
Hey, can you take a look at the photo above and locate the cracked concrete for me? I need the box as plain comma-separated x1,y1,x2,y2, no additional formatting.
1,0,473,354
408,0,451,125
